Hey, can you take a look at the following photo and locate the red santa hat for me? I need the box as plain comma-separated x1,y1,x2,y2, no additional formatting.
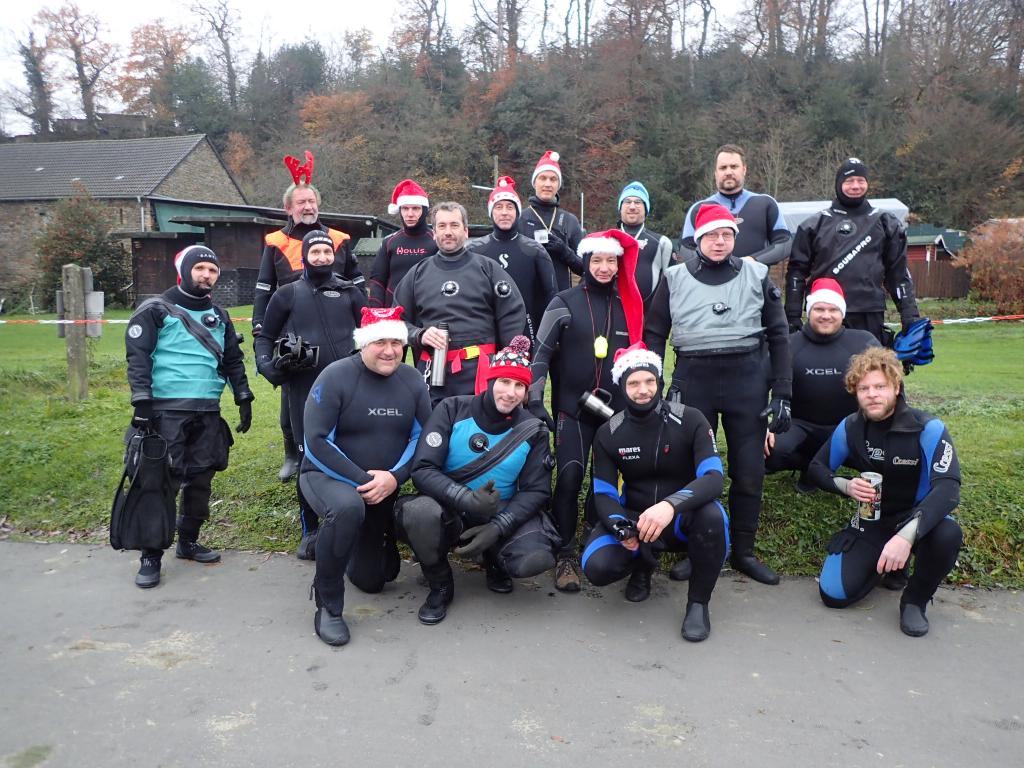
805,277,847,317
353,305,409,349
611,342,663,385
576,229,645,347
388,179,429,215
485,335,533,386
693,203,739,241
531,150,562,186
488,176,521,216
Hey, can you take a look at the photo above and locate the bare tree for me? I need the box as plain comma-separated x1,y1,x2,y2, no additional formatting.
192,0,241,108
37,3,117,133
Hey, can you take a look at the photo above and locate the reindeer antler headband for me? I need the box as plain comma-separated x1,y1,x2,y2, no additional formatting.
283,151,315,185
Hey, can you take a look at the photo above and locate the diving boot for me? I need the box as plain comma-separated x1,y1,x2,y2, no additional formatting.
310,582,350,646
668,558,692,582
881,564,910,591
681,602,711,642
175,539,221,563
729,531,779,585
418,578,455,625
295,532,318,561
278,442,300,482
485,557,513,594
899,599,930,637
624,564,653,602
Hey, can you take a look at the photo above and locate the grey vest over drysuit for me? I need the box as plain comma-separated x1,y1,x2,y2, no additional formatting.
665,259,768,354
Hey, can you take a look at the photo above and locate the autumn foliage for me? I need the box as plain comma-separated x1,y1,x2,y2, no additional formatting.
954,221,1024,314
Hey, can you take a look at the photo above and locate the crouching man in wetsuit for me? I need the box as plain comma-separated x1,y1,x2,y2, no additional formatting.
299,306,432,645
396,337,559,625
125,245,254,588
583,343,728,642
808,347,963,637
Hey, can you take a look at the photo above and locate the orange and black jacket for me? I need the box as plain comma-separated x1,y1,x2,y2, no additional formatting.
252,220,363,329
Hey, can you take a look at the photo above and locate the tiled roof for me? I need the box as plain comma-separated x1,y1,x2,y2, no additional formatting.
0,134,207,200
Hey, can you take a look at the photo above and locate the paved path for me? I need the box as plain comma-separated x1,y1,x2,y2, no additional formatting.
1,541,1020,767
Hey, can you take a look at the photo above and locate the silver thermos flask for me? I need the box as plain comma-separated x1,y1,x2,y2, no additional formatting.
429,322,449,388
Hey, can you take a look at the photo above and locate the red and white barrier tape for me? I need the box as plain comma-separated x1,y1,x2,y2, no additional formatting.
2,315,1023,327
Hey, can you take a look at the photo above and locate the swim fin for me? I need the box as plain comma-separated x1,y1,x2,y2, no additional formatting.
110,431,176,551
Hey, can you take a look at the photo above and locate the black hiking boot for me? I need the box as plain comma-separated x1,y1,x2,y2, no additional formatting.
175,540,221,563
135,554,162,589
418,578,455,625
485,558,513,594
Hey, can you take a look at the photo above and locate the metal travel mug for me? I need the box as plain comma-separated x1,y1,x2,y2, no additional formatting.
578,388,615,421
858,472,883,521
429,322,449,388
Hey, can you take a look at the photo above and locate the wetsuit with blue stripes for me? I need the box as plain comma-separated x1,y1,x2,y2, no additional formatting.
808,395,962,610
583,398,728,605
299,356,432,614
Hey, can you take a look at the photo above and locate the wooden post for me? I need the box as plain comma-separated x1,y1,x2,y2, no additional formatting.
62,264,88,401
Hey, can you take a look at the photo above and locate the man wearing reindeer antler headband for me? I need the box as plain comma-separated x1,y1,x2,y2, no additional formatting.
253,151,364,485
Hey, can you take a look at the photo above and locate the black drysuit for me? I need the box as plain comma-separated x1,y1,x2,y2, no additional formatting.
785,201,920,342
808,396,962,609
469,226,557,346
766,325,879,475
392,246,527,404
584,399,728,605
255,272,366,535
252,219,364,452
299,356,432,614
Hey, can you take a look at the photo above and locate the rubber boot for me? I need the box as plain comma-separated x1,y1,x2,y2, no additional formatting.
899,598,930,637
278,440,300,483
418,564,455,625
729,530,779,585
624,563,653,602
681,602,711,642
310,582,349,646
484,554,513,594
668,558,692,582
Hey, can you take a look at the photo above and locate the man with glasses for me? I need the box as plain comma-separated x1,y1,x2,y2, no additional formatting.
649,204,792,586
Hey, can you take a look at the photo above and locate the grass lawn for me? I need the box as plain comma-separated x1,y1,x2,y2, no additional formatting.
1,302,1021,587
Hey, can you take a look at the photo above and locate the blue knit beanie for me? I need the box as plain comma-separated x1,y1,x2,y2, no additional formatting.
617,181,650,214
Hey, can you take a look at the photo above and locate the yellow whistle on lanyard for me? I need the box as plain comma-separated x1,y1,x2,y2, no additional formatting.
594,335,608,359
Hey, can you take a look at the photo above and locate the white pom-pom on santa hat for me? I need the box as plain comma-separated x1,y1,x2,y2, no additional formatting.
577,235,625,258
388,179,429,215
611,342,663,385
353,305,409,348
532,150,562,186
488,175,521,216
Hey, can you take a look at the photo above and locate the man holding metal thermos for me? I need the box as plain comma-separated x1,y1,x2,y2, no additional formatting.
392,202,526,406
808,347,963,637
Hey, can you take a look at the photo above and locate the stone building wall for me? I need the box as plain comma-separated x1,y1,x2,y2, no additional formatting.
154,141,246,204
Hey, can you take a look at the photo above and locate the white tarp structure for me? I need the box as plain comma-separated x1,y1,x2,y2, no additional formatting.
777,198,909,231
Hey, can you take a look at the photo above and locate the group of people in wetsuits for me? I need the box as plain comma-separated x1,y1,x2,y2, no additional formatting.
122,145,963,646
